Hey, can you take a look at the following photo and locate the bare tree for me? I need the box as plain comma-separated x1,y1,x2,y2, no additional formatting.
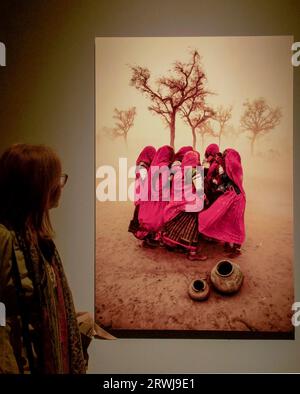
112,107,136,145
240,98,282,155
180,96,215,149
197,120,217,148
213,105,233,147
222,123,240,140
130,50,209,148
100,126,115,139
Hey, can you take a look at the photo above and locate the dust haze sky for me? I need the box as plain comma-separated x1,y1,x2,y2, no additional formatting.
96,36,293,174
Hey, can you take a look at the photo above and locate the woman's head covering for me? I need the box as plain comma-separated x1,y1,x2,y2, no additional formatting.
151,145,174,166
205,144,219,159
136,146,156,167
224,148,244,194
182,150,200,167
137,145,174,233
174,146,194,162
163,150,204,224
224,148,241,163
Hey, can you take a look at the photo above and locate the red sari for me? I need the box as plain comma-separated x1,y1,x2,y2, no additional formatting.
162,151,204,251
134,146,156,206
174,146,194,162
164,151,203,223
136,145,156,166
198,148,246,245
170,146,194,199
203,144,226,206
137,145,174,234
129,146,156,237
205,143,219,158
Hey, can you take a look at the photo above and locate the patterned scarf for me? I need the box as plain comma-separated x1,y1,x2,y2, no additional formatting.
15,232,86,374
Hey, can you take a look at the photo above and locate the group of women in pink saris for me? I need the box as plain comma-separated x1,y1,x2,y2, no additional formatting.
128,143,246,261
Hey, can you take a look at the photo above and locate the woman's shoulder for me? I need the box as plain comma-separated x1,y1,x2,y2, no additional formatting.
0,224,14,277
0,223,14,243
0,224,15,262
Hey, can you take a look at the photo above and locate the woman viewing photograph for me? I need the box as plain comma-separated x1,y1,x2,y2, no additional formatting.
0,144,86,374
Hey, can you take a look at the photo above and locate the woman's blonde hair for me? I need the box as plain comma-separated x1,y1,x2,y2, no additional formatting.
0,144,62,242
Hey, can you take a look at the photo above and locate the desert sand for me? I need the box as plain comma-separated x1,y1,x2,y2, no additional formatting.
95,166,294,337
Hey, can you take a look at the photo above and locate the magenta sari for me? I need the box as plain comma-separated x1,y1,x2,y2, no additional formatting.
136,145,156,166
204,144,225,206
174,146,194,162
198,148,246,245
137,145,174,233
134,146,156,206
204,143,219,159
164,151,203,223
162,151,204,251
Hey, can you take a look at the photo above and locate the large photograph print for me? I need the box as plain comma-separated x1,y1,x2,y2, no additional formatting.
95,37,293,338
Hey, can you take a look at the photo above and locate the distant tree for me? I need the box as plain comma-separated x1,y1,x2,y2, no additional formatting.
213,105,233,147
197,120,217,148
222,123,239,139
112,107,136,145
240,98,282,155
100,126,115,139
180,96,215,149
130,50,210,148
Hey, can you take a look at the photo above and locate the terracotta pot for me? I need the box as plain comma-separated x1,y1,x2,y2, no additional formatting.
210,260,243,294
188,278,210,301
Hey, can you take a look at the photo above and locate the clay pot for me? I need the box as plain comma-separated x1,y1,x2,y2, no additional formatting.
188,278,210,301
210,260,243,294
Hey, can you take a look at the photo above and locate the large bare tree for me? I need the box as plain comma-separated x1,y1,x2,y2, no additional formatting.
180,96,215,149
213,105,233,147
240,98,282,155
197,120,217,148
130,50,209,148
112,107,136,145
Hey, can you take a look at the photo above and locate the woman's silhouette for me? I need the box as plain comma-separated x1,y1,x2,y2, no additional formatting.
0,144,86,374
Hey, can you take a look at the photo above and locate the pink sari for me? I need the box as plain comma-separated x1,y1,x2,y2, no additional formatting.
203,144,220,178
204,143,219,159
138,145,174,233
164,151,204,223
198,148,246,245
136,145,156,166
134,146,156,206
204,144,225,206
174,146,194,162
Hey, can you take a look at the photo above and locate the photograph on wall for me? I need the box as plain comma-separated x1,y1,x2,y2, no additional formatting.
95,36,293,338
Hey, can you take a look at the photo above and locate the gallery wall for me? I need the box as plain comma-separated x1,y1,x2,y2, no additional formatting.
0,0,299,372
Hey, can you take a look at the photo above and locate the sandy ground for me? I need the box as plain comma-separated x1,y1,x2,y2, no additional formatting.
95,175,294,336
